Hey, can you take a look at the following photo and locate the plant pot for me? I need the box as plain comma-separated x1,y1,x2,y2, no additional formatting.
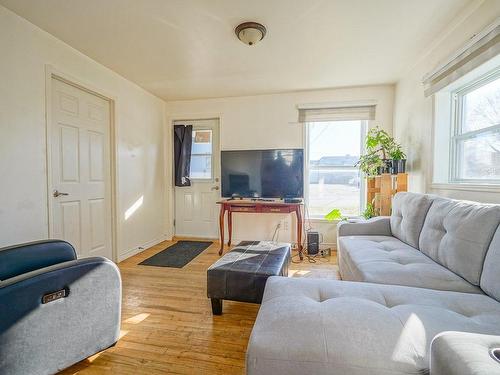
379,159,393,174
392,159,406,174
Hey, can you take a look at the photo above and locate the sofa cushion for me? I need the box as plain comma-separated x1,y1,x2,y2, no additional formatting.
338,236,482,294
419,198,500,286
247,277,500,375
391,192,434,248
480,224,500,302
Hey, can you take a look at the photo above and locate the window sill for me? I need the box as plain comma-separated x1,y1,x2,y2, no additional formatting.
308,216,363,223
430,183,500,193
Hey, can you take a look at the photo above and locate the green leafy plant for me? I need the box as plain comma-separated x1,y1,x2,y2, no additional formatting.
389,144,406,160
356,126,406,175
365,127,395,159
324,208,347,222
357,153,384,176
362,202,376,219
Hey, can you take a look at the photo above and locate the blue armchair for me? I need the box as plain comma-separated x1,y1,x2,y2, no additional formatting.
0,240,121,375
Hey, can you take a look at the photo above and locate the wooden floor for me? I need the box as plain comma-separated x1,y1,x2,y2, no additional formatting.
61,240,339,375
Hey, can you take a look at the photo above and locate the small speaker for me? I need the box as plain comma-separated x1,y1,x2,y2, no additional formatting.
307,231,320,255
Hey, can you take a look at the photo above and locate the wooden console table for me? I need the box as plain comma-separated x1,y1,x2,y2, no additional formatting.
217,200,304,260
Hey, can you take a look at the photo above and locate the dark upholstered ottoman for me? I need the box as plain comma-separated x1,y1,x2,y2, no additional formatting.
207,241,291,315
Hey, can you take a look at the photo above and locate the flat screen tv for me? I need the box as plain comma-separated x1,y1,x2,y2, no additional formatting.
221,149,304,198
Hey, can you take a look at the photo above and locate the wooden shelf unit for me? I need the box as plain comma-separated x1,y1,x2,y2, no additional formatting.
366,173,408,216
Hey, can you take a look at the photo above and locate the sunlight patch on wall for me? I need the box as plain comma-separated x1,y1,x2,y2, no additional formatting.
125,196,144,220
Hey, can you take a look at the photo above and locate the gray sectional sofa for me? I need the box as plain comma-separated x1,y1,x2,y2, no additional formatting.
246,192,500,375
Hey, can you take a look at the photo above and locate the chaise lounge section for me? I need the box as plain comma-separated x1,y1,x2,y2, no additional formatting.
246,192,500,374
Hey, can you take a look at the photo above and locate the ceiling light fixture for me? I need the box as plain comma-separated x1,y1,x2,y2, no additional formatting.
235,22,266,46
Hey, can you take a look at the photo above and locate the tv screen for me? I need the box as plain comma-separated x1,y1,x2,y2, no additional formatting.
221,149,304,198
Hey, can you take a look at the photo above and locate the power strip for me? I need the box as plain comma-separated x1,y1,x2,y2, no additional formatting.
318,248,331,257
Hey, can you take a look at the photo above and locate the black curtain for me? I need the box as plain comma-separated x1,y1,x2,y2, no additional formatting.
174,125,193,187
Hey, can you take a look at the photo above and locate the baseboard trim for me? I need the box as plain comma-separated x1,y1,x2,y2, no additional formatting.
118,234,171,262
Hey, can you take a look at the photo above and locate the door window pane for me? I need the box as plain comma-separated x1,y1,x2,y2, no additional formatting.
190,130,212,179
308,121,363,217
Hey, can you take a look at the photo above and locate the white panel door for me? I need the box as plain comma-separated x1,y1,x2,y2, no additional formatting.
174,119,220,239
50,77,112,259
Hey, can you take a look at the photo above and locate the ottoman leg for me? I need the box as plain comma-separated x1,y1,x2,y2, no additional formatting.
211,298,223,315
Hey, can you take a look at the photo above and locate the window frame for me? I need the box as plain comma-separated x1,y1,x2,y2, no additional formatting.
449,68,500,184
189,127,214,181
304,120,367,220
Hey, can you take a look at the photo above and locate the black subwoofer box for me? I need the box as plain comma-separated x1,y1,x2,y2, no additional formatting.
307,231,319,255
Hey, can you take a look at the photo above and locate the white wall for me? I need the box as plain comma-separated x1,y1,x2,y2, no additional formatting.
393,0,500,203
0,5,169,259
166,85,395,248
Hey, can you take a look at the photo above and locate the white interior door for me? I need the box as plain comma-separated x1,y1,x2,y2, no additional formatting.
174,118,220,239
50,77,113,259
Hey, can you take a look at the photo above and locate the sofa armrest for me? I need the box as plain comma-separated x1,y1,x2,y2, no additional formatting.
431,331,500,375
0,240,77,280
0,257,121,375
337,216,392,237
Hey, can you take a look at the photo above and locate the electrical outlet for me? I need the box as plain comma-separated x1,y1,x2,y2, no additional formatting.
283,220,289,231
319,248,331,257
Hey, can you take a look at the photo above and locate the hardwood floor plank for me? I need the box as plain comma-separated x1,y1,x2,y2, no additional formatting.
60,240,338,374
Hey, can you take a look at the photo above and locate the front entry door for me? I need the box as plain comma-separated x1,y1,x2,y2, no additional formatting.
49,77,113,259
174,118,220,239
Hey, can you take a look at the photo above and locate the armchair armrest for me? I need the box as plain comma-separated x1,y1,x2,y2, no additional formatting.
431,331,500,375
337,216,392,237
0,257,121,375
0,240,76,280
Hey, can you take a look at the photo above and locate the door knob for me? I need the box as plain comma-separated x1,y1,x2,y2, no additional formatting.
53,190,69,197
211,186,220,191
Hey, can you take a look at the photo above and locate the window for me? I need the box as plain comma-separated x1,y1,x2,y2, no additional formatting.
306,120,366,217
189,129,213,179
451,71,500,183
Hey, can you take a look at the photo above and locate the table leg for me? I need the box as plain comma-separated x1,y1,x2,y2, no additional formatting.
296,206,303,260
218,206,225,255
227,211,232,247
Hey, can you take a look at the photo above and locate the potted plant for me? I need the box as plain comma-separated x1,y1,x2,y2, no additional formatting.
357,126,407,175
357,127,395,175
389,144,407,174
357,153,384,176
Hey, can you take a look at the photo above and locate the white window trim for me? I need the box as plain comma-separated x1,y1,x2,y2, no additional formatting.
304,120,367,221
430,182,500,193
449,68,500,185
431,62,500,189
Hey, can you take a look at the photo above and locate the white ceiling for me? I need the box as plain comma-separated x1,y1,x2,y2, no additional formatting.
1,0,470,101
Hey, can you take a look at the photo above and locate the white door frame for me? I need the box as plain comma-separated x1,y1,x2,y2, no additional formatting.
45,65,118,262
166,113,223,240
